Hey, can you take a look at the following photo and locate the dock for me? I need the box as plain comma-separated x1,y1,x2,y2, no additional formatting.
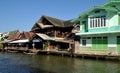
3,47,120,61
37,50,120,61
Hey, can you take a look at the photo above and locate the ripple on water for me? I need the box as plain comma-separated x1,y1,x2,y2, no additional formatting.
0,64,56,73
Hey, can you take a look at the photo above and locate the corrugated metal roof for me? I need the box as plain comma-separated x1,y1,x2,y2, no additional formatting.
36,33,54,41
7,30,21,40
8,39,29,43
7,31,34,41
23,32,34,39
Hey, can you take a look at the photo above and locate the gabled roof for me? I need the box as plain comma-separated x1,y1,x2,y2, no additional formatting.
103,0,120,6
72,0,120,22
80,6,117,18
22,32,35,39
63,20,74,27
32,15,73,30
7,31,34,41
7,30,21,40
41,15,64,27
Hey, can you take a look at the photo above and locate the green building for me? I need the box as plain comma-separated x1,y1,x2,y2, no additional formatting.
72,0,120,55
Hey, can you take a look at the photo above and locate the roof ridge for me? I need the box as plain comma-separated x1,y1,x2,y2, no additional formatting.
42,15,64,27
43,15,64,21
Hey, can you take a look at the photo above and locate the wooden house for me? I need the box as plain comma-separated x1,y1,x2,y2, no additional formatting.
4,31,34,51
0,30,18,43
31,15,74,52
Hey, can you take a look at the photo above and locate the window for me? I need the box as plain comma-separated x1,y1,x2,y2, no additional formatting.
82,21,86,30
87,37,91,39
90,16,106,28
82,39,86,46
117,36,120,39
119,14,120,25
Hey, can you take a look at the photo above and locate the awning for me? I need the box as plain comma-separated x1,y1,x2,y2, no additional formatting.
8,39,29,43
36,33,55,41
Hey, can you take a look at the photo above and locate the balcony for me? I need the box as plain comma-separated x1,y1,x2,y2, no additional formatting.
109,26,120,31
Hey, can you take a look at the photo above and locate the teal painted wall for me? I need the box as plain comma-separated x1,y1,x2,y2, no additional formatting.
109,26,120,31
89,27,108,32
108,14,118,27
77,2,120,34
80,30,86,33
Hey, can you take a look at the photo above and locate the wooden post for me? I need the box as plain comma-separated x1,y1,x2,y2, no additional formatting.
32,43,35,49
71,40,75,55
62,32,64,38
54,30,56,39
26,44,28,50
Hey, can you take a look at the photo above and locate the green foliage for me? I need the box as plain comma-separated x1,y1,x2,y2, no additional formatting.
0,43,3,49
9,30,18,35
43,41,50,50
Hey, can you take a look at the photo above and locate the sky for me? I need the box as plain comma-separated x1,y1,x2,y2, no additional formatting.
0,0,107,33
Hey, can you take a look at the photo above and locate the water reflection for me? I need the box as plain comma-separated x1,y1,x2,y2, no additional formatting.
0,52,120,73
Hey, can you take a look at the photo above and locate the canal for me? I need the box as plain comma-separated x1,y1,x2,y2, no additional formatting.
0,52,120,73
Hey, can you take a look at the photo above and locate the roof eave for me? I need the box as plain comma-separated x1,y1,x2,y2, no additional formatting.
71,18,80,23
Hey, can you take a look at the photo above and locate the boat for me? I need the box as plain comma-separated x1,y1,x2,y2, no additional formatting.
23,49,39,55
23,51,37,55
7,50,18,53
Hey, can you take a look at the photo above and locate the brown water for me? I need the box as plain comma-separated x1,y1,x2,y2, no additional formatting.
0,52,120,73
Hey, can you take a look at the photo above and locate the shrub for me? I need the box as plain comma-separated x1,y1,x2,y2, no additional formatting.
0,43,3,49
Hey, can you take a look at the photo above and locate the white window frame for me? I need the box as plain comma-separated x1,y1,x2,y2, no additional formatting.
89,16,106,29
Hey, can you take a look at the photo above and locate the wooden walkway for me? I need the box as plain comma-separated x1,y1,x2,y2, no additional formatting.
38,50,72,56
5,47,28,51
38,50,120,61
3,47,120,61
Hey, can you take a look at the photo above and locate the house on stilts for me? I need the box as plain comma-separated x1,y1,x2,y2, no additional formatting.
4,31,34,52
31,15,75,53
